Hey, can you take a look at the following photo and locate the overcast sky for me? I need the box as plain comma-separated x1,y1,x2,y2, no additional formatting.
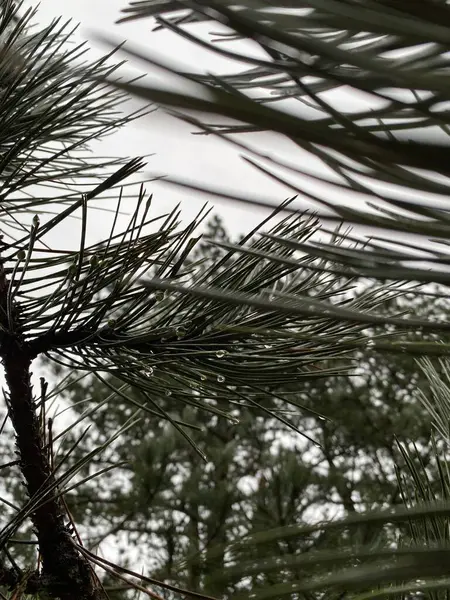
19,1,446,261
22,0,316,240
25,0,419,253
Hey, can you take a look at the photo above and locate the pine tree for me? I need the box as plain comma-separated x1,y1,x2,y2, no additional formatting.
80,1,450,598
109,1,450,294
2,219,444,600
0,3,418,600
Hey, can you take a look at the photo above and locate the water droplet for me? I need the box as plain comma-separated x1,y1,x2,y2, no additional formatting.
216,350,226,358
155,290,165,301
32,214,40,228
264,344,272,349
176,326,187,338
200,374,207,381
16,249,25,261
144,367,154,377
67,264,77,278
165,389,172,397
107,318,116,328
217,375,225,383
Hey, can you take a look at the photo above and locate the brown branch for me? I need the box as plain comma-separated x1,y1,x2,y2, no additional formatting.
0,251,103,600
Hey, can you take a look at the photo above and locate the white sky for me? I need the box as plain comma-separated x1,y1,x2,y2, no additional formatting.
24,0,436,254
19,1,449,254
23,0,313,240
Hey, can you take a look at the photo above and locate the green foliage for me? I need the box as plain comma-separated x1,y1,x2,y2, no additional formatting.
101,0,450,296
2,1,450,600
20,223,445,600
86,1,450,598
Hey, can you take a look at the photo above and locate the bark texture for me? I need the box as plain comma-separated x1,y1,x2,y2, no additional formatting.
0,249,103,600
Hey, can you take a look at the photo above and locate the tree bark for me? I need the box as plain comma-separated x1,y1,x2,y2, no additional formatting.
0,251,103,600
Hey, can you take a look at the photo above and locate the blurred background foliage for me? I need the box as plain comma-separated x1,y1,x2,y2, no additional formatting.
3,1,450,599
2,218,447,599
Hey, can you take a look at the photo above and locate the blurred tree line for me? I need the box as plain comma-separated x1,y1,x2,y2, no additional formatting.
2,216,443,599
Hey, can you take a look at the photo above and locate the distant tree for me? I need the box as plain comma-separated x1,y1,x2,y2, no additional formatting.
4,219,441,600
98,3,450,594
